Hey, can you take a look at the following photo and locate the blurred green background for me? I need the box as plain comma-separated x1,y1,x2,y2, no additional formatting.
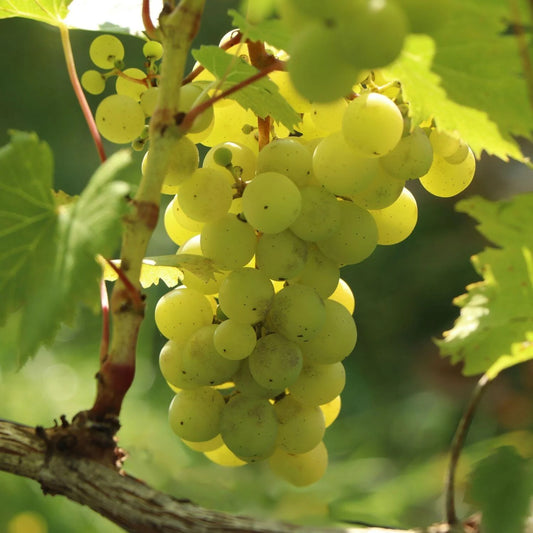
1,2,533,532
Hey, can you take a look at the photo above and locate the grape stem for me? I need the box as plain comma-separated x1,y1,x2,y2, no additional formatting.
99,278,110,364
58,23,106,163
142,0,160,41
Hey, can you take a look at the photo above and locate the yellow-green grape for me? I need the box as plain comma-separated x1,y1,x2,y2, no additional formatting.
218,268,274,325
204,442,247,467
419,148,475,197
242,172,302,233
159,339,189,389
290,362,346,405
143,40,163,60
95,94,146,144
178,167,233,222
289,186,341,242
89,34,125,69
157,136,199,194
317,201,378,265
166,195,204,233
313,132,379,195
370,187,418,245
233,359,285,398
320,395,341,428
248,333,303,389
116,68,147,101
266,284,326,342
213,319,257,361
269,69,312,113
269,441,328,486
168,387,225,441
429,128,462,158
329,278,355,314
287,22,359,103
155,286,213,342
445,140,470,165
255,230,307,281
289,245,339,299
342,92,404,157
220,394,279,461
182,434,223,452
203,141,256,181
81,70,106,95
274,395,325,454
379,127,433,180
350,164,405,209
200,213,257,270
256,139,313,188
298,300,357,364
140,86,159,117
182,324,240,386
179,83,214,134
310,99,348,134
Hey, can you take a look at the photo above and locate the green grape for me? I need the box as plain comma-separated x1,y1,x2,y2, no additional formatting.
342,92,404,157
218,268,274,324
419,148,476,197
289,245,339,299
177,167,233,222
140,86,159,117
89,34,125,69
255,230,307,281
166,195,204,232
203,141,257,181
379,127,433,180
298,300,357,364
290,362,346,405
369,187,418,245
233,359,285,398
274,395,325,454
156,136,199,194
163,201,198,245
350,164,405,209
248,333,303,389
429,128,461,158
159,339,189,388
269,441,328,486
168,387,225,441
95,94,146,144
116,68,147,102
316,201,378,265
320,395,341,428
268,70,312,113
289,186,341,242
309,99,348,134
287,22,360,103
155,286,213,342
200,213,257,270
242,171,302,233
220,394,279,461
313,132,379,195
213,319,257,361
179,83,215,134
204,442,247,467
143,40,163,59
181,324,240,387
182,434,223,452
266,284,326,342
81,70,106,95
330,278,355,314
339,0,408,69
256,138,313,188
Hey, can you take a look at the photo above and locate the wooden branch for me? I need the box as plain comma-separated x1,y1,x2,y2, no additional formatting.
0,418,437,533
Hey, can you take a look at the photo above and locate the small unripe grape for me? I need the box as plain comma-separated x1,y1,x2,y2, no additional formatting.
90,34,125,69
143,40,163,60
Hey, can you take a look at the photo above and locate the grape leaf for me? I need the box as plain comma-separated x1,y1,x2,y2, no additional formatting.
386,0,533,162
229,9,291,51
0,0,71,25
437,195,533,378
192,45,300,131
468,446,533,533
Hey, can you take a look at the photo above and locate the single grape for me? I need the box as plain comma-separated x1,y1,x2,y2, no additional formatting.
233,359,285,398
182,434,223,452
95,94,146,144
143,40,163,60
350,164,405,210
166,195,204,232
179,83,215,134
157,136,199,194
204,443,247,467
213,319,257,360
329,278,355,314
310,99,348,134
116,68,147,102
203,141,257,181
320,395,341,428
429,128,461,158
81,70,106,95
89,34,125,69
159,339,189,388
140,86,159,117
289,362,346,405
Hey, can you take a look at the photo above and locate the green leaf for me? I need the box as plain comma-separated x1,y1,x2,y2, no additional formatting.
438,195,533,378
468,446,533,533
192,45,301,131
0,0,71,25
386,0,533,162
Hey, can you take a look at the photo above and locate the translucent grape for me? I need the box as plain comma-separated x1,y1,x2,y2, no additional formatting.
320,395,341,428
204,443,247,467
316,201,378,265
200,213,257,270
81,70,106,95
143,40,163,60
274,395,325,454
213,319,257,360
350,164,405,209
159,339,189,388
429,128,461,158
255,230,307,281
248,333,303,389
269,441,328,486
369,187,418,245
233,359,285,398
342,92,404,157
178,167,233,222
220,394,278,461
266,284,326,342
313,132,379,196
168,387,225,441
89,34,125,69
179,83,214,134
269,69,312,113
157,136,199,194
95,94,146,144
290,362,346,405
329,278,355,314
298,300,357,364
242,172,302,233
182,434,223,452
310,99,348,134
140,86,160,117
203,141,256,181
166,195,204,233
218,268,274,324
116,68,147,101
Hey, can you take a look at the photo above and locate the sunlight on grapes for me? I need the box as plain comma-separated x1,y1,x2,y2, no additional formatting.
7,512,47,533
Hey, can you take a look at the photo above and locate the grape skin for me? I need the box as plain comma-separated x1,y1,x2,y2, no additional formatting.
89,34,125,69
95,94,146,144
